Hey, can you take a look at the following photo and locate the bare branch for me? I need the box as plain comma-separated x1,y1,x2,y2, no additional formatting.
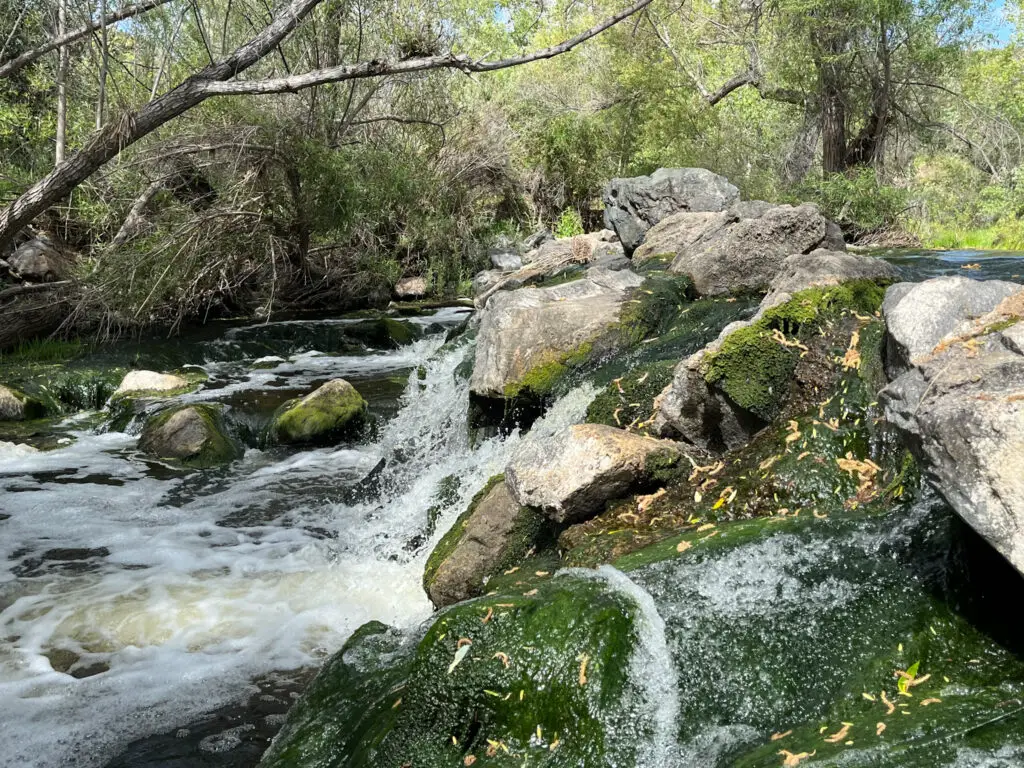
202,0,656,96
0,0,178,80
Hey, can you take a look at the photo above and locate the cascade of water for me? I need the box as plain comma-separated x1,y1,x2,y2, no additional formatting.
0,329,596,768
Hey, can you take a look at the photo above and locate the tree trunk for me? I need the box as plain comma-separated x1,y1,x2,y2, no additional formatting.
55,0,69,165
818,51,846,175
96,0,108,129
0,0,325,252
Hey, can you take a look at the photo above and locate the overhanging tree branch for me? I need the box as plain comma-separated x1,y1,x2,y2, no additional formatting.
0,0,178,80
0,0,654,251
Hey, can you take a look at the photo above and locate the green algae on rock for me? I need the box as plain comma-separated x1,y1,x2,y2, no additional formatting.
271,379,368,445
424,475,551,608
261,572,672,768
138,404,240,467
0,383,46,421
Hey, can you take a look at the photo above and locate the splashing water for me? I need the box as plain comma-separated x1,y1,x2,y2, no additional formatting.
0,325,595,768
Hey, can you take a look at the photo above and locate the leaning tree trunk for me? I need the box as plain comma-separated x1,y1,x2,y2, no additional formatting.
0,0,324,253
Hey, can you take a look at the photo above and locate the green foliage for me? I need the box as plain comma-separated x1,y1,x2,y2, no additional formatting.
554,208,584,239
796,168,909,236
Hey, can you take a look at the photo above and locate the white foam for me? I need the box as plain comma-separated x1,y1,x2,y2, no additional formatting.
0,332,597,768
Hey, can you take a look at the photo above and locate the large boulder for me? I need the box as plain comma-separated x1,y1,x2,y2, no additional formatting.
631,211,729,266
113,370,189,397
603,168,739,255
8,237,69,282
881,276,1021,377
423,476,547,608
271,378,367,445
762,249,898,309
668,203,844,296
394,276,428,300
654,278,889,451
505,423,682,524
470,267,644,399
138,405,239,466
0,384,44,421
881,278,1024,576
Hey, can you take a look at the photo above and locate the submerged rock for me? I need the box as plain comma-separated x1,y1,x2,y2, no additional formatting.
506,423,682,524
603,168,740,255
139,405,239,466
881,278,1024,577
0,384,44,421
113,370,190,397
424,475,547,608
271,379,367,445
260,574,666,768
470,267,644,399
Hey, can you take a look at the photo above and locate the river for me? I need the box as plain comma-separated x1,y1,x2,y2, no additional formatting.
1,249,1024,767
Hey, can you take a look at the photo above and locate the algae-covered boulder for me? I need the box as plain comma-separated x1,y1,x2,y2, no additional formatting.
763,249,897,308
138,404,239,466
424,475,548,608
654,281,887,450
668,203,844,296
506,423,682,524
271,379,367,445
113,370,189,397
0,384,45,421
470,267,644,400
261,571,675,768
603,168,740,255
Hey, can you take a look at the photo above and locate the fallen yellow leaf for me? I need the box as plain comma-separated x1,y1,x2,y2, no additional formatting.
676,540,693,553
771,730,793,741
824,723,852,743
779,750,816,766
876,722,886,736
578,653,590,686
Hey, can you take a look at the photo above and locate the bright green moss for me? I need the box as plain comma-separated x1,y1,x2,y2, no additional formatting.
503,342,594,399
703,281,887,422
272,382,368,445
261,576,647,768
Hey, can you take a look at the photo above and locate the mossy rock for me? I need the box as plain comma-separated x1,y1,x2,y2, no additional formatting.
261,573,667,768
424,475,551,607
702,280,886,423
138,404,240,467
585,359,676,434
0,383,46,421
346,317,423,349
271,379,368,446
563,322,910,567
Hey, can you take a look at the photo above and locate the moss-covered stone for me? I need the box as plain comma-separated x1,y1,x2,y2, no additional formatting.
424,475,550,607
585,360,676,434
0,383,46,421
702,280,886,423
261,575,656,768
562,318,909,567
138,404,240,467
271,379,368,445
501,341,594,399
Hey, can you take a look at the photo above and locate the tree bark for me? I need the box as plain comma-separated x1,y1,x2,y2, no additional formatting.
0,0,176,80
818,36,847,175
0,0,654,251
55,0,69,165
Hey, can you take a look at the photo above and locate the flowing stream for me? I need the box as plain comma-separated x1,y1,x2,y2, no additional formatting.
2,249,1024,767
0,308,595,768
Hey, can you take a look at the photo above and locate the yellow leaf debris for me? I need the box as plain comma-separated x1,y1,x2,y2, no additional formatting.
493,652,510,668
578,653,590,686
676,539,693,553
876,722,886,736
771,730,793,741
824,723,852,743
779,750,816,766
